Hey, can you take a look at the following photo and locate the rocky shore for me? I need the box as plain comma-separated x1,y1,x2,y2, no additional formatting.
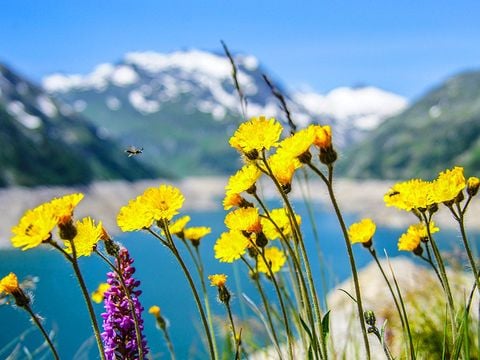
1,177,479,248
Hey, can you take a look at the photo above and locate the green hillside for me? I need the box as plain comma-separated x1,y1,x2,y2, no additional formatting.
0,63,163,187
339,70,480,179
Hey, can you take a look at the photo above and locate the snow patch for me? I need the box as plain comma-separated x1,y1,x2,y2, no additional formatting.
43,63,138,92
36,95,58,117
111,65,139,87
128,90,160,114
106,96,121,111
293,86,407,130
429,105,442,118
7,101,42,129
238,55,259,71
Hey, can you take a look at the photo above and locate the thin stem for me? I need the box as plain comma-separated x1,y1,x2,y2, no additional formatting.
421,212,456,336
378,250,416,360
225,301,241,360
71,257,106,359
261,154,326,359
49,239,105,359
156,223,217,360
451,203,480,293
241,256,283,359
23,304,60,360
309,162,371,359
252,239,295,359
194,246,219,360
95,250,144,360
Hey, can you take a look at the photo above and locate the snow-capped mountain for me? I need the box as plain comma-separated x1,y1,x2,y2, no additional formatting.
0,63,158,187
43,49,407,175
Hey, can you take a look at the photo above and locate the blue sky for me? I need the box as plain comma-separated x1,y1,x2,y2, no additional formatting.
1,0,479,99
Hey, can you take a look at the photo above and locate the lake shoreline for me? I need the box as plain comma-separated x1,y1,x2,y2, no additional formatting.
1,176,479,248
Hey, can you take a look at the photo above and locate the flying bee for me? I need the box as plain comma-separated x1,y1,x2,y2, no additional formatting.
125,146,144,157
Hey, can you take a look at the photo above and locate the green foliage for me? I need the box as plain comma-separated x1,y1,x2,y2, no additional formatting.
0,64,165,187
339,70,480,179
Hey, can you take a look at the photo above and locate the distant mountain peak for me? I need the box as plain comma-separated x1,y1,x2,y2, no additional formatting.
40,49,408,176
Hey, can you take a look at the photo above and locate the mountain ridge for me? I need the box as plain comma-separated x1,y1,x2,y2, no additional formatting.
338,69,480,179
42,49,407,176
0,62,163,187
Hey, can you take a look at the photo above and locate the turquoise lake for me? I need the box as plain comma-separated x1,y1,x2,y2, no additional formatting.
0,202,473,359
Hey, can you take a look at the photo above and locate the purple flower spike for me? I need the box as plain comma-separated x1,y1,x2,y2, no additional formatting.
101,248,149,359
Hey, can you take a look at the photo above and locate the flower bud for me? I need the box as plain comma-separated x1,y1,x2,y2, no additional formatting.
364,310,376,327
59,219,77,241
319,147,337,165
255,232,268,248
218,286,231,304
467,177,480,197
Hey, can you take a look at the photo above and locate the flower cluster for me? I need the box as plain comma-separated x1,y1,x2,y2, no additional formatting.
11,193,103,257
398,222,439,254
101,248,148,360
348,218,376,247
384,166,469,211
117,185,184,231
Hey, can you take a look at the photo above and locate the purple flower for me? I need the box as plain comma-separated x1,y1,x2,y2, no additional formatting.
101,248,149,359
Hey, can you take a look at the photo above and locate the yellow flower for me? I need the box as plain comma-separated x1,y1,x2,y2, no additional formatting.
65,217,103,257
398,231,421,252
0,273,19,295
208,274,228,287
268,151,301,186
348,218,376,245
222,193,245,210
432,166,466,203
11,204,57,250
409,221,439,239
261,208,301,240
117,196,154,232
277,125,316,160
168,215,191,235
183,227,211,242
225,207,262,233
148,305,161,316
225,164,261,195
397,222,438,252
257,247,287,274
142,185,185,222
214,230,250,262
49,193,84,225
229,116,283,157
91,283,110,304
313,125,332,149
467,176,480,196
384,179,435,211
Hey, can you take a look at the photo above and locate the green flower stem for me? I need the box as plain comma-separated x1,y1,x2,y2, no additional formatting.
224,299,241,360
49,240,106,360
241,257,284,359
451,203,480,293
421,213,456,333
308,162,371,360
261,154,327,360
162,321,176,360
369,249,415,360
154,223,217,360
194,246,219,360
72,259,106,359
178,239,219,359
23,304,60,360
255,190,322,359
248,236,295,359
95,250,144,360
